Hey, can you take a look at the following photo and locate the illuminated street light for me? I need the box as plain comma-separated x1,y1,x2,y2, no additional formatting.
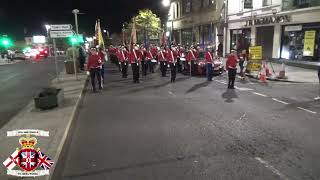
162,0,170,7
45,25,51,31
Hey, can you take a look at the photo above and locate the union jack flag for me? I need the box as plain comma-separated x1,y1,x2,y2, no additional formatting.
20,151,37,170
37,151,54,170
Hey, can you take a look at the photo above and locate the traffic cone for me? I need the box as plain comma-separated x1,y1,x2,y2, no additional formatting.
278,63,286,79
260,63,267,82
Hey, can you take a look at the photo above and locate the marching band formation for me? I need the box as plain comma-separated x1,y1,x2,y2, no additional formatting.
87,43,226,93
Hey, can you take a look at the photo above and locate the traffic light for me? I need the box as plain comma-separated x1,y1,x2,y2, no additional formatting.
0,37,13,48
68,35,84,45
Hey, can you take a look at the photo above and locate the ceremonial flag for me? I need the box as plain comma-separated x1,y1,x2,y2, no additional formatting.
95,19,105,49
130,18,137,45
3,150,19,170
37,151,54,170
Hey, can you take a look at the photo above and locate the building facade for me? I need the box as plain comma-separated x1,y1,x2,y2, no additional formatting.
168,0,225,49
168,0,320,61
227,0,320,61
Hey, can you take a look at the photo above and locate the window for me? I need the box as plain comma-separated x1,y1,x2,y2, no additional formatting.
282,0,320,10
201,0,216,9
182,0,192,14
263,0,272,6
185,0,192,13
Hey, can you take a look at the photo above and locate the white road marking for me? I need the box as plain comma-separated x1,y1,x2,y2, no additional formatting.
297,107,317,114
272,98,289,105
255,157,289,180
168,91,176,97
314,96,320,101
236,87,254,91
215,80,228,85
253,92,268,97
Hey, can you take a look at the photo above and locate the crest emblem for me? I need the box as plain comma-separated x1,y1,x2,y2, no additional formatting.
3,129,54,177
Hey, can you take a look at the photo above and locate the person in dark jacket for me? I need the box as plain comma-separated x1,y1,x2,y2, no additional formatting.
87,48,102,92
78,44,86,71
226,50,238,89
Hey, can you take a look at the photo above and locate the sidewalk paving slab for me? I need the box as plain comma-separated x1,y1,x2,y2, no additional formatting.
0,72,88,180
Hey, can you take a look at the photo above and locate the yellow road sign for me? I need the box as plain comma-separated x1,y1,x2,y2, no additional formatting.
249,46,262,60
303,31,316,57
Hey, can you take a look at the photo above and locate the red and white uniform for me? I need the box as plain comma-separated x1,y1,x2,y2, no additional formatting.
186,50,198,62
158,50,167,62
87,54,102,70
128,49,141,64
166,50,178,64
117,49,128,63
205,51,214,64
146,50,153,61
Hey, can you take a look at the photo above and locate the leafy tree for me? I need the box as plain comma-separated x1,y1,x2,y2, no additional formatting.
124,9,162,44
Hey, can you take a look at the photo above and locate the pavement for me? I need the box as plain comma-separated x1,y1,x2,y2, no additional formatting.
51,62,320,180
0,57,64,128
248,62,319,83
0,59,88,180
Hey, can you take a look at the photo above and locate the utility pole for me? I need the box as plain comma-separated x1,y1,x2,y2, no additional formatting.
223,0,229,57
72,9,79,80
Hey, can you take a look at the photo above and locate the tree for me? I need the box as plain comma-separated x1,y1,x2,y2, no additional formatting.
124,9,162,44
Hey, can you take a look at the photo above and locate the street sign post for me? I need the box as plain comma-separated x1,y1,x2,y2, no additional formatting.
50,31,74,38
50,24,72,31
49,24,75,81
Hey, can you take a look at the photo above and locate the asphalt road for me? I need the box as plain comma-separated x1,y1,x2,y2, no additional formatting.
0,57,64,128
53,62,320,180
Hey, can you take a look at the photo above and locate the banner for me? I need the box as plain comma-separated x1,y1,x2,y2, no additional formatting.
303,30,316,57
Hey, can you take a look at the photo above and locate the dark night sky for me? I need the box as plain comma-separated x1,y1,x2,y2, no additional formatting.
0,0,167,40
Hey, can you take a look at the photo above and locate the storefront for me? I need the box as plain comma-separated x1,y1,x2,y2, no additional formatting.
181,28,193,46
230,28,251,52
281,23,320,61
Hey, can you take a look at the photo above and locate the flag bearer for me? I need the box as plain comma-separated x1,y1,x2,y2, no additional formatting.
87,48,102,92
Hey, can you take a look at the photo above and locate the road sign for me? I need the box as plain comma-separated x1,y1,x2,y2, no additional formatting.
249,46,262,60
303,31,316,57
50,24,72,31
50,31,74,38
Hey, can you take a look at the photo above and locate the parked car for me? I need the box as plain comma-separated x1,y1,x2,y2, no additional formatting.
182,57,224,76
14,50,26,60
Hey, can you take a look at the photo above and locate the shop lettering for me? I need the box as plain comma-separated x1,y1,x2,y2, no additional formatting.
245,15,290,26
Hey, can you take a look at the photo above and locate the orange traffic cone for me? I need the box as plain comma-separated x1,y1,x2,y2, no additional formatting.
260,62,267,82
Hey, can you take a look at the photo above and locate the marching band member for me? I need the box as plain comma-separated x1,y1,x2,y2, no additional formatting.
87,48,102,92
128,45,142,83
205,46,214,81
186,46,198,76
158,46,167,77
117,46,129,78
166,45,178,82
146,48,155,74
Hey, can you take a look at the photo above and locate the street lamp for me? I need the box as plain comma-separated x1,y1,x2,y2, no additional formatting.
162,0,170,7
72,9,80,80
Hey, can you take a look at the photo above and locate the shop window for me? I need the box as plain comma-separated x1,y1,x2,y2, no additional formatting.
182,0,192,14
281,23,320,61
201,0,216,9
282,0,320,10
182,29,193,45
263,0,272,6
230,29,251,52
